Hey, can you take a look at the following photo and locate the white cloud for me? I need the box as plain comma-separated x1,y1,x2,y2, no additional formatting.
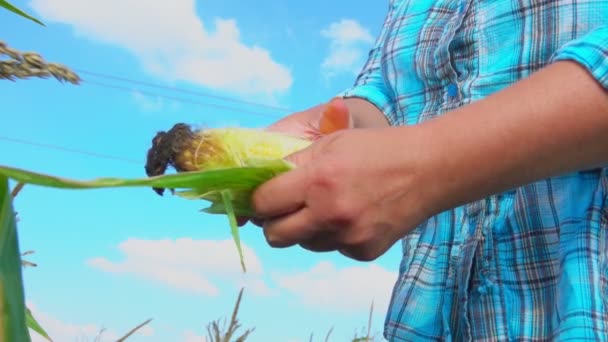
275,261,397,312
29,0,292,97
27,302,122,342
182,330,207,342
132,91,164,112
136,324,155,337
87,238,271,297
131,91,181,114
320,19,375,78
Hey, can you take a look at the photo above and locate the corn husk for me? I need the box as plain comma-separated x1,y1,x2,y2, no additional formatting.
0,126,310,273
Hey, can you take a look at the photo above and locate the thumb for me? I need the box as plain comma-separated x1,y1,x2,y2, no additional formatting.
319,97,353,135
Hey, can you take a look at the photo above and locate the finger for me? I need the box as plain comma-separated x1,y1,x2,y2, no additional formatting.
251,218,265,227
237,217,267,228
262,207,317,248
338,249,355,260
252,164,310,218
338,245,382,262
236,217,249,227
299,232,340,253
319,97,353,134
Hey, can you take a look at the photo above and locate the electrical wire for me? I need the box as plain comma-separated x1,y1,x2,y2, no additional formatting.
74,68,292,113
1,67,299,165
0,135,141,165
84,80,284,119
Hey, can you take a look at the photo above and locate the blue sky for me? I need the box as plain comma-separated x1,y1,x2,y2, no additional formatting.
1,1,403,341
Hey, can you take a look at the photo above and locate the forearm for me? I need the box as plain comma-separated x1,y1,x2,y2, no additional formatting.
344,97,390,128
415,61,608,215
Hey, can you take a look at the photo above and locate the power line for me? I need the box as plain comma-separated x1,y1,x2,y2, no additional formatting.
0,135,142,165
83,80,286,119
75,68,293,113
0,68,298,166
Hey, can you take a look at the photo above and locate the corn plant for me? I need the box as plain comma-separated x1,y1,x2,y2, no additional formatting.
0,177,30,341
0,34,82,340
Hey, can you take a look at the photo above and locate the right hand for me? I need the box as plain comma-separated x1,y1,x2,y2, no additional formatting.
237,97,353,227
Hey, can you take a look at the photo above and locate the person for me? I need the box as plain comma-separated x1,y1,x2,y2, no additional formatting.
242,0,608,340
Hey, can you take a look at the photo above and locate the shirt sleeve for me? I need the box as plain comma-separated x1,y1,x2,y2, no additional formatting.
336,3,397,123
550,25,608,90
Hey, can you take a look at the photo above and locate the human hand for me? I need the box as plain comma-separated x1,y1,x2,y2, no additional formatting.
250,126,435,261
236,97,353,227
265,97,354,140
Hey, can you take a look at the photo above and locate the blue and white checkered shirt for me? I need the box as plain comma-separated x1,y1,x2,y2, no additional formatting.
341,1,608,340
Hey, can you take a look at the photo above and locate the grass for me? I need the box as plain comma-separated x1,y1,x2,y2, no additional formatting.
206,288,254,342
30,284,379,341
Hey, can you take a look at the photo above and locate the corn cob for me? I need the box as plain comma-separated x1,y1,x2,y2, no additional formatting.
145,123,311,195
144,123,312,272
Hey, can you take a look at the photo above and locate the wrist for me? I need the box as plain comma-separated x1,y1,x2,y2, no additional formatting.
378,126,445,224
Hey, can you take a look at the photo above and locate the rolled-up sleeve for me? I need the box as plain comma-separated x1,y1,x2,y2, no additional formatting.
550,25,608,90
337,3,397,121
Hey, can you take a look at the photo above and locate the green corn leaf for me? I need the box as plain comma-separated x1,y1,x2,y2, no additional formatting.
0,176,31,341
0,160,293,271
26,307,52,341
0,0,45,26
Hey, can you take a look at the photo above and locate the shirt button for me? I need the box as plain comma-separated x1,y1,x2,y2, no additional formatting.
447,83,459,97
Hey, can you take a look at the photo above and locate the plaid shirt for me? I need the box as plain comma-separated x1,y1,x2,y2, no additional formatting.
340,1,608,341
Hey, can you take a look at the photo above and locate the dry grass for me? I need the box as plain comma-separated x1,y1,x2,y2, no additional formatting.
116,318,153,342
206,288,255,342
0,40,80,84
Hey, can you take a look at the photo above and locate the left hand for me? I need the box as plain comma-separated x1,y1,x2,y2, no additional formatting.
251,126,435,261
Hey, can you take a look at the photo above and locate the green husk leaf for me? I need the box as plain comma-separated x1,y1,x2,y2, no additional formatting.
0,0,45,26
0,176,31,341
176,189,255,217
0,159,292,193
0,160,292,217
200,196,254,217
0,160,294,271
221,190,246,272
26,306,52,341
